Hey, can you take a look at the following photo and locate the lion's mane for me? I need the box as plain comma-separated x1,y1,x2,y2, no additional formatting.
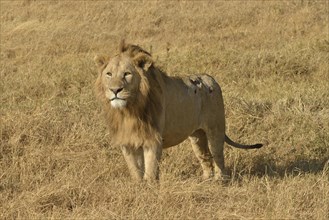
94,42,164,148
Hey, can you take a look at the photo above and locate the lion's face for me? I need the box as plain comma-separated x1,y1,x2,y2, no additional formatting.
99,55,143,109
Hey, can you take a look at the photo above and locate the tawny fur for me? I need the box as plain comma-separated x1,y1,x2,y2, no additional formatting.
94,41,262,181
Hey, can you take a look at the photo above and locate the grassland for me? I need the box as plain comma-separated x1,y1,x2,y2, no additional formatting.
1,1,328,219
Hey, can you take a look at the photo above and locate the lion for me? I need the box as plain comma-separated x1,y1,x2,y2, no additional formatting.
94,41,263,181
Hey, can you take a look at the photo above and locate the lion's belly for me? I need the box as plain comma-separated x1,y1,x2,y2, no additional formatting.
162,131,194,148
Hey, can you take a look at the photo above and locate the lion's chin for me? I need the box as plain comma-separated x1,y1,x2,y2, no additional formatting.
110,99,127,109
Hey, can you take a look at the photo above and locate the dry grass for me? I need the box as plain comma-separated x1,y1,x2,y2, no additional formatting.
1,1,329,219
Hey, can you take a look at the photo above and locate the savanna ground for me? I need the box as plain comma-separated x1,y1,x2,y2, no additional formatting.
1,0,329,219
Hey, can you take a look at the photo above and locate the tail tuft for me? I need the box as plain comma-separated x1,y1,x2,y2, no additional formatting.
253,143,263,149
225,135,264,149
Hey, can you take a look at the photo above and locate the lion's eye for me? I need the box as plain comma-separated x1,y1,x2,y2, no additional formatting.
124,72,131,77
106,72,112,77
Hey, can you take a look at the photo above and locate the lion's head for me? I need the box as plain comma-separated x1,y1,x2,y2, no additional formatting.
94,42,154,110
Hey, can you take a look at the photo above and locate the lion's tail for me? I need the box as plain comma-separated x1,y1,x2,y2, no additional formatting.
225,135,263,149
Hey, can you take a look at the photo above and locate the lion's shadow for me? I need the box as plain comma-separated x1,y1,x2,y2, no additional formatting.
232,154,329,180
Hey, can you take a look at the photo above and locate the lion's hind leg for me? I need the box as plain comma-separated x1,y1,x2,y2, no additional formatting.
206,130,229,181
189,129,213,180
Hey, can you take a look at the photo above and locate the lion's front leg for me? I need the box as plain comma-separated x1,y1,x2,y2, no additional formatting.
143,145,162,181
121,146,144,181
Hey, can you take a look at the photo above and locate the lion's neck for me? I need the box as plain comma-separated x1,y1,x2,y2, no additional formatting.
101,67,165,148
104,98,162,148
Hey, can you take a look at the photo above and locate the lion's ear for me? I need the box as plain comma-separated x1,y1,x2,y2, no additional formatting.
133,53,153,71
94,54,109,68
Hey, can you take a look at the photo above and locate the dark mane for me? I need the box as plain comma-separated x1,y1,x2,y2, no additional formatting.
119,40,152,58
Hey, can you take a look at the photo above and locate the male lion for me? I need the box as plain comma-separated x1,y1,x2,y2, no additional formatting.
94,41,263,181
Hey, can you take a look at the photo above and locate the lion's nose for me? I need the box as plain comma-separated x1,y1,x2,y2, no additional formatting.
110,87,123,95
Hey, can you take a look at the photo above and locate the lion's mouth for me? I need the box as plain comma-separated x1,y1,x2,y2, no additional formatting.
110,97,127,108
110,97,125,101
